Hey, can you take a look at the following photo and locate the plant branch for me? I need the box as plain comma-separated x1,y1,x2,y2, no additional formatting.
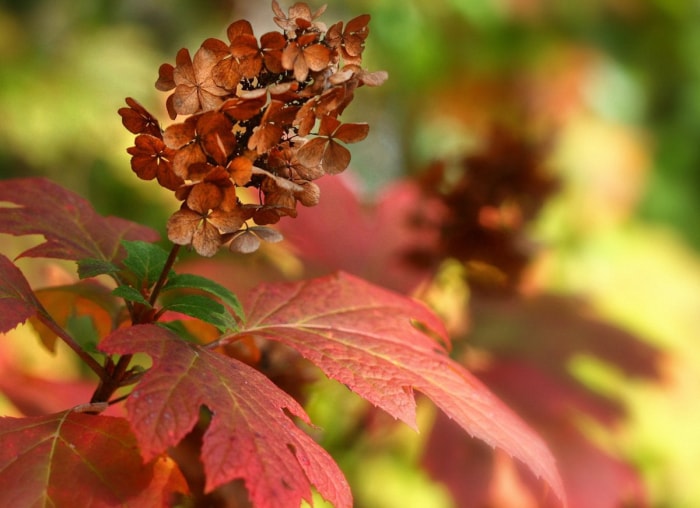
149,243,181,306
35,311,109,382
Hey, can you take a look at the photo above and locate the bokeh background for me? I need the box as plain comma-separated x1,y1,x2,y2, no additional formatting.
1,1,700,506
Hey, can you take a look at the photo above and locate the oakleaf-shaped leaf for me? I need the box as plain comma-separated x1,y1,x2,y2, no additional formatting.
100,324,352,508
0,411,188,507
0,177,159,262
0,253,42,333
231,272,565,503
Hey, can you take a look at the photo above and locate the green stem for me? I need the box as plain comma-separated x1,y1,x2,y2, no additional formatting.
91,243,182,403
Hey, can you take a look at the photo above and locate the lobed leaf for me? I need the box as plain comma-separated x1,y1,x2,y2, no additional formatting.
231,272,566,503
0,177,159,263
0,253,42,333
0,411,188,507
100,324,352,508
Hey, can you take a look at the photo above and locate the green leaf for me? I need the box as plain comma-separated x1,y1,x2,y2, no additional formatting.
76,258,120,279
121,241,171,287
65,314,100,354
162,273,245,322
162,294,238,332
112,285,151,306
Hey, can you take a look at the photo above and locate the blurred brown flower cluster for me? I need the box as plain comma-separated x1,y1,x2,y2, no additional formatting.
407,126,558,293
119,1,386,256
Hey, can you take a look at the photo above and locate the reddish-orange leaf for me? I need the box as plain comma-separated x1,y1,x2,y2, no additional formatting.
29,280,116,352
230,272,566,504
0,178,159,262
0,368,112,417
100,324,352,508
0,411,188,507
0,253,41,333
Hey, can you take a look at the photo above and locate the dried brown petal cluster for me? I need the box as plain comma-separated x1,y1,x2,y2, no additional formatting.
119,1,387,256
407,126,559,293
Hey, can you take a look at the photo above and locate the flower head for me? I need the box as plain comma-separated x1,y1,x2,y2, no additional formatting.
122,1,386,256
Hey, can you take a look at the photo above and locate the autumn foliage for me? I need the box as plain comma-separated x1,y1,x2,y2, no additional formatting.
0,2,572,507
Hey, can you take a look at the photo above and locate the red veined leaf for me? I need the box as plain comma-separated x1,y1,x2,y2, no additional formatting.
0,178,159,262
99,324,352,508
230,271,566,504
424,360,648,508
0,253,41,333
0,411,188,507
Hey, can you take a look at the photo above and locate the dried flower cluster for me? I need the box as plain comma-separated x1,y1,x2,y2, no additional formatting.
407,126,558,292
119,1,386,256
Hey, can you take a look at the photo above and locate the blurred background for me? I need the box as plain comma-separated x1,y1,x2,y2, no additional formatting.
1,0,700,506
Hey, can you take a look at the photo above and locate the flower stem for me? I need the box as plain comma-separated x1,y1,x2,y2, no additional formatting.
149,243,181,306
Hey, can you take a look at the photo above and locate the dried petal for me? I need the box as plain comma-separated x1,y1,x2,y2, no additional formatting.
228,229,261,254
295,181,320,207
187,182,224,213
295,138,326,169
119,98,161,137
321,140,351,175
228,156,253,186
333,122,369,144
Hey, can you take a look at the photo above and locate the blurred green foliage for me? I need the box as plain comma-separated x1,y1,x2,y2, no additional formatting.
2,0,698,246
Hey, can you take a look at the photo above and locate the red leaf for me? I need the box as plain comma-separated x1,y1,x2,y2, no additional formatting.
99,324,352,508
0,411,188,507
0,253,41,333
0,178,159,262
278,176,439,293
232,272,565,503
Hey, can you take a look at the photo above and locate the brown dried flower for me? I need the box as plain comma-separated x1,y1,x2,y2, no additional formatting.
121,1,387,256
